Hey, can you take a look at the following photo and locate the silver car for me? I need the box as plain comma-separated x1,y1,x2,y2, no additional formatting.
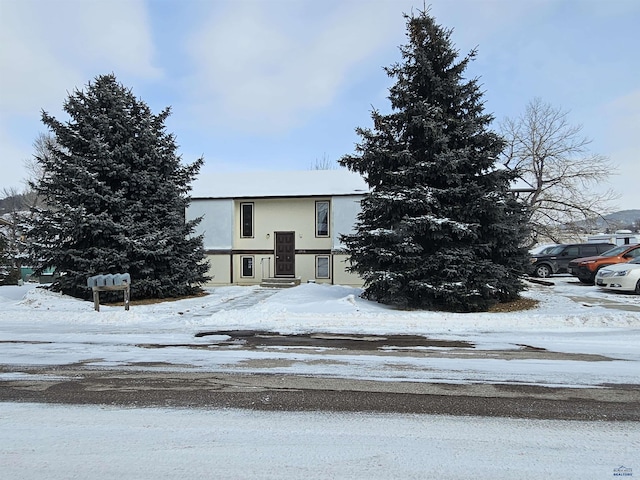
595,258,640,294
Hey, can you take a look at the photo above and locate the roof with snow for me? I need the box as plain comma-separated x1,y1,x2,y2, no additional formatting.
190,169,370,199
189,168,533,199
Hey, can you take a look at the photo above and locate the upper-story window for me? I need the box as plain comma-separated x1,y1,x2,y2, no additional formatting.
241,202,254,238
316,201,329,237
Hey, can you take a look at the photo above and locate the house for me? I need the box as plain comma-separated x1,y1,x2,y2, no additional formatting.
187,168,533,288
186,170,368,287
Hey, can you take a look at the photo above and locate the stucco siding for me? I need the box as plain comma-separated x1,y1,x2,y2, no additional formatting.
332,195,362,249
203,254,231,285
188,189,364,287
186,199,233,249
332,254,364,287
234,198,333,251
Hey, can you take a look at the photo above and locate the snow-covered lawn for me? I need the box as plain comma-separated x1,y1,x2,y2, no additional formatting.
1,277,639,479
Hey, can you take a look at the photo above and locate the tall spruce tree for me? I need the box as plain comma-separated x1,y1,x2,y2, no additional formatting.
339,10,530,312
27,74,209,300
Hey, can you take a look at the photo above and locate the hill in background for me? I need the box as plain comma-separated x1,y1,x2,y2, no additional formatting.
575,209,640,232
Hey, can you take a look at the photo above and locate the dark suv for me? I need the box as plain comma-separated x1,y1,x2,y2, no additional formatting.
529,242,615,278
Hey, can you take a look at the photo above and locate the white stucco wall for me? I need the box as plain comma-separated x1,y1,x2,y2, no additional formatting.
332,254,363,287
331,195,362,249
188,193,364,287
186,199,233,250
234,198,333,251
204,255,231,285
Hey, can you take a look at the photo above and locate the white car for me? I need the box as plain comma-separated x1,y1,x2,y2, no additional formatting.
595,258,640,294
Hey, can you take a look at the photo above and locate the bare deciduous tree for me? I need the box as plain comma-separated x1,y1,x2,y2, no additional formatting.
309,153,338,170
0,187,28,284
500,98,618,244
0,133,58,283
24,133,56,189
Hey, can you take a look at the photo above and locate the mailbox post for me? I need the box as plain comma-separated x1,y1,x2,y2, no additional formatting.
87,273,131,312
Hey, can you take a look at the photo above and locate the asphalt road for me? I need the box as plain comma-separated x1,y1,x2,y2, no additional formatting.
2,365,639,421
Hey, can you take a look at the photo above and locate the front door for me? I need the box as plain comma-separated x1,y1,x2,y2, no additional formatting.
275,231,295,277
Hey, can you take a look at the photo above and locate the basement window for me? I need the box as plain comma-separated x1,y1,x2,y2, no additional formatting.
315,255,330,279
241,256,254,278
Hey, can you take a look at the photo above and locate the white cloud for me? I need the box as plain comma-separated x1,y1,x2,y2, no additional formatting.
601,90,640,210
181,0,560,134
185,1,406,133
607,148,640,211
0,0,159,114
0,0,160,190
0,117,33,191
603,89,640,143
428,0,554,50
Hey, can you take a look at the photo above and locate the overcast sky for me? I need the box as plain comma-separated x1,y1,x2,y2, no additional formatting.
1,0,638,210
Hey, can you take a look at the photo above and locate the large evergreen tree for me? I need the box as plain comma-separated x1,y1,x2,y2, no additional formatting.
339,10,530,312
27,74,209,300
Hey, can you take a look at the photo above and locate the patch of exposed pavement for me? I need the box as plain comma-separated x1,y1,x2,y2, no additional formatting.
1,365,638,421
137,330,615,362
568,295,640,312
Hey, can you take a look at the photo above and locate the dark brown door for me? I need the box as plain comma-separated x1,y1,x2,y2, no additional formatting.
275,231,295,277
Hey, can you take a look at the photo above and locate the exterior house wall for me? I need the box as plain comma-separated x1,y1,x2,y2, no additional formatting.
331,196,361,249
204,254,231,285
332,253,361,287
230,197,333,285
328,196,363,287
233,198,332,251
187,195,364,287
188,198,233,249
186,170,368,287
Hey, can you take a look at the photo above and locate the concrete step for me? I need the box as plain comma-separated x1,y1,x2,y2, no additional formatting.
260,277,301,288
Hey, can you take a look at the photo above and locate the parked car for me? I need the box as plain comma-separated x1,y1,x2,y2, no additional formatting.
568,244,640,284
595,258,640,294
529,242,615,278
528,244,559,256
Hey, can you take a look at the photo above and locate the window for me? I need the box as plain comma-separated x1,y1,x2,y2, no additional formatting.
316,255,330,279
241,203,253,238
564,246,579,257
241,256,254,278
580,245,599,256
316,201,329,237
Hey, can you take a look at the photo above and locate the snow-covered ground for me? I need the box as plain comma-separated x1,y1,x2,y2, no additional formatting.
1,278,639,479
1,277,639,387
2,403,637,480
